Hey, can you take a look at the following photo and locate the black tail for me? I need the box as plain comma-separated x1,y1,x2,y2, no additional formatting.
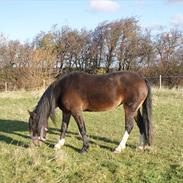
142,79,153,145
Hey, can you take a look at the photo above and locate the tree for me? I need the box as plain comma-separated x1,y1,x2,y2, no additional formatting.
115,18,140,71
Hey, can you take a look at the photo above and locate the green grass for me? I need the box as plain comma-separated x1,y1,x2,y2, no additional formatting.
0,88,183,183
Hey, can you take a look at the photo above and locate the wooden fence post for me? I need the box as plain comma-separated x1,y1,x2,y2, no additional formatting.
159,75,162,89
5,82,7,92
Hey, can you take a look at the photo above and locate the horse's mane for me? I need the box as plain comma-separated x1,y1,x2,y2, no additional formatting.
34,82,57,129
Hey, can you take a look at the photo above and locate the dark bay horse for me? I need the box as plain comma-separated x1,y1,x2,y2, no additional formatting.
28,71,152,153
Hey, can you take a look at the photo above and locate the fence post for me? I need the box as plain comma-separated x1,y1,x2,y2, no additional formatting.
159,75,162,89
5,82,7,92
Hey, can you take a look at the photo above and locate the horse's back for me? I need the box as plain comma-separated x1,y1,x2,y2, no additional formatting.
57,71,148,112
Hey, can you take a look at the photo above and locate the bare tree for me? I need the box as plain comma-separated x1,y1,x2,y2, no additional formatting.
154,29,182,74
115,18,140,71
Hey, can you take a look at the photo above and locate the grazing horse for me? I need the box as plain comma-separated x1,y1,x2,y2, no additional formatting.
28,71,152,153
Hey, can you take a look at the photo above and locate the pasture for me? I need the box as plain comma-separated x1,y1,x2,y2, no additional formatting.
0,88,183,183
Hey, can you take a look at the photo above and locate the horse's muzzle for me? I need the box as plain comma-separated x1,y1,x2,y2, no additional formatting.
31,136,41,146
31,136,46,146
30,127,47,146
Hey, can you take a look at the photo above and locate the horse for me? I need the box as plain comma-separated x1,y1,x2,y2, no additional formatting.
28,71,152,153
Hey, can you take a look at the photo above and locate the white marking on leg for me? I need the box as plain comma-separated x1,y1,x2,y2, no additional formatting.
114,131,129,153
54,139,65,149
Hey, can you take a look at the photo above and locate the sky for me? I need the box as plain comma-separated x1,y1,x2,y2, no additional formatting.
0,0,183,42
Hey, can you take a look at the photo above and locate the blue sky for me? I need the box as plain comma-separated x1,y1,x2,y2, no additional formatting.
0,0,183,42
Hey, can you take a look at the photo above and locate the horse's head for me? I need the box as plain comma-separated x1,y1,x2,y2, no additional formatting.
28,110,48,146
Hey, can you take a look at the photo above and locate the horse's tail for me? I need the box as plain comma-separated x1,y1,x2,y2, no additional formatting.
142,79,153,145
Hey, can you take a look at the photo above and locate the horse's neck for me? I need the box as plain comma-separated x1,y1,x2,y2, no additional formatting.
36,95,51,123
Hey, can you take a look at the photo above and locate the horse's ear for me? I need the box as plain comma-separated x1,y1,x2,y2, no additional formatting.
28,110,36,118
28,110,33,116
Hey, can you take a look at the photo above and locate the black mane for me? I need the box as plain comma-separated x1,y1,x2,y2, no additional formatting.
34,83,57,130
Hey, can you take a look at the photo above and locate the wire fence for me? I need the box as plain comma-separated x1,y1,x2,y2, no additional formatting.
0,75,183,92
0,80,48,92
145,75,183,89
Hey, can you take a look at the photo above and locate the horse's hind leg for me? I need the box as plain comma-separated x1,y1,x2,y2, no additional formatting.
134,109,146,149
55,112,71,149
72,112,89,153
114,104,136,153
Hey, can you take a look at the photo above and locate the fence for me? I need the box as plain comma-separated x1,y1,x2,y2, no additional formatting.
0,75,183,92
146,75,183,89
0,79,48,92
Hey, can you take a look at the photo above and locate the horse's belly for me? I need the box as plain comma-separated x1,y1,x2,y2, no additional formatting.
86,97,122,112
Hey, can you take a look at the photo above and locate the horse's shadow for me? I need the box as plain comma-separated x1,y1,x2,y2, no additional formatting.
49,129,136,152
0,119,29,148
48,129,117,152
0,119,136,152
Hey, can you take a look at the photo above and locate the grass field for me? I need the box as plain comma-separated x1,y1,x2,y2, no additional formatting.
0,88,183,183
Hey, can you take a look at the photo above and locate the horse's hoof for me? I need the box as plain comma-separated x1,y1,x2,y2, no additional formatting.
113,145,126,154
54,139,65,150
54,144,61,150
79,149,87,154
137,145,152,151
79,146,89,154
144,145,152,150
113,148,121,154
138,145,144,150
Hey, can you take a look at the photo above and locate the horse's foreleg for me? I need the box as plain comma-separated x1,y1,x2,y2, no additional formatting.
114,106,135,153
72,112,89,153
55,112,71,149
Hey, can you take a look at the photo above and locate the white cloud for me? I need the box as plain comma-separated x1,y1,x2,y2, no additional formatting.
170,13,183,27
89,0,120,13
